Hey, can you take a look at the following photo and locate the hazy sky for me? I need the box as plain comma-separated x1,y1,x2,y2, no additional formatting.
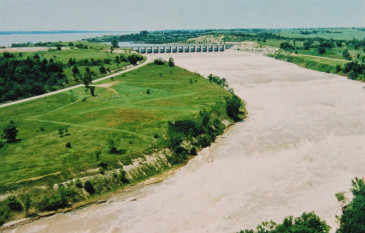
0,0,364,31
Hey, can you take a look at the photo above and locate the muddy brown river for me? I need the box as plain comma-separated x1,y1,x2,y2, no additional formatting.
8,51,365,233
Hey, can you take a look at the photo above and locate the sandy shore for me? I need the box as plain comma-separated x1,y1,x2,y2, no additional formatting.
6,50,365,233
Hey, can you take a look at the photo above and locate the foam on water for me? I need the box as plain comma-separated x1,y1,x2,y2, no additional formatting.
9,51,365,233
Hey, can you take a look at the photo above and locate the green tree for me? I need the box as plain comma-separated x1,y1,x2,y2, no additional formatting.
84,180,95,194
225,94,242,122
318,47,326,54
168,57,175,67
82,75,92,87
111,39,119,48
337,177,365,233
2,120,18,143
95,150,101,162
23,194,31,216
99,66,106,74
72,65,79,75
342,49,351,60
90,86,95,96
239,212,330,233
6,195,23,211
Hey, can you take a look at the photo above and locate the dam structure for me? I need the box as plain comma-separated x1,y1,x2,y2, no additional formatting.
121,44,233,54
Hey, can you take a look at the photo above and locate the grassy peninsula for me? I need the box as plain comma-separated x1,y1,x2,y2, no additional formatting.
0,58,246,226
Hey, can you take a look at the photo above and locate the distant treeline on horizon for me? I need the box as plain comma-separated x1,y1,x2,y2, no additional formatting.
0,30,134,35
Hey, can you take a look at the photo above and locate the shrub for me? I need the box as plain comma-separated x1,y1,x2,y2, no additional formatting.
6,195,23,211
75,179,83,188
0,208,9,226
154,58,165,65
2,120,18,143
99,66,106,74
337,177,365,233
168,57,175,67
99,167,105,175
119,167,129,183
37,195,65,211
127,54,143,65
23,194,31,216
225,94,243,122
190,147,197,155
0,140,5,148
84,181,95,194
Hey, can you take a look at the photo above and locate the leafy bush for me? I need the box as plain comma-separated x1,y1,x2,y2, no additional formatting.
154,58,165,65
337,177,365,233
2,120,18,143
37,195,65,211
190,147,197,155
84,181,95,194
168,57,175,67
207,74,228,88
75,179,83,188
127,54,143,65
6,195,23,211
225,94,244,122
119,167,129,183
239,212,330,233
0,208,9,226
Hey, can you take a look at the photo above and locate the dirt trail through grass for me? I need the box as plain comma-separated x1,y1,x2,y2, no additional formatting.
26,118,152,141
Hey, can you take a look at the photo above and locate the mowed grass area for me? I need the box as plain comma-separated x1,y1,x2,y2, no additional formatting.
0,63,231,191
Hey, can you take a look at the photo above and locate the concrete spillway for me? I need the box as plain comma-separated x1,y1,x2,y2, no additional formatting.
127,44,229,54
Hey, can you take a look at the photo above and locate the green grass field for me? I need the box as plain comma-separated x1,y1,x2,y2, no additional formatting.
276,28,365,40
0,62,231,192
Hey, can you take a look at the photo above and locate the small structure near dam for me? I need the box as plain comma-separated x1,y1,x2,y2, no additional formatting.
121,44,233,54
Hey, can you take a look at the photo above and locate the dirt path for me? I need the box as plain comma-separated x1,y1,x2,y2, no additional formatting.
0,57,151,109
92,84,119,95
26,118,152,141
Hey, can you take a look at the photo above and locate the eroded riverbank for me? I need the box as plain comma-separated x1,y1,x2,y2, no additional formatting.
7,50,365,233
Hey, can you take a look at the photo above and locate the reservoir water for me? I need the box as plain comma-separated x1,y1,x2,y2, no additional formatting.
0,32,132,47
8,51,365,233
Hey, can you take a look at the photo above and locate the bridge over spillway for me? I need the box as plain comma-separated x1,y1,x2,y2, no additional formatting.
121,44,233,54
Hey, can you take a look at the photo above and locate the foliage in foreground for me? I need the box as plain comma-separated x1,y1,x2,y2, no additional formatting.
239,212,330,233
240,212,330,233
238,177,365,233
336,177,365,233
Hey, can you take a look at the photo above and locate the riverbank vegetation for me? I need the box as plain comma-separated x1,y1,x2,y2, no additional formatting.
238,177,365,233
0,44,143,103
0,61,245,226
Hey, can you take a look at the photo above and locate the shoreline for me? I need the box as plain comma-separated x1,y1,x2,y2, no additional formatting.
1,119,238,231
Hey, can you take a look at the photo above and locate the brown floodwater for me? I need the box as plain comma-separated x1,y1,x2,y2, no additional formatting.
8,51,365,233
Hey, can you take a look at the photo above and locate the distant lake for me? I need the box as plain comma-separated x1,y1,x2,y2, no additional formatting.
0,31,134,47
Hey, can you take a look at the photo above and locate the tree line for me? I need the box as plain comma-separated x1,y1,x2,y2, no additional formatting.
0,52,66,102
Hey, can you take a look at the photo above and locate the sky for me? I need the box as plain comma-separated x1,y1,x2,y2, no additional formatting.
0,0,364,31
